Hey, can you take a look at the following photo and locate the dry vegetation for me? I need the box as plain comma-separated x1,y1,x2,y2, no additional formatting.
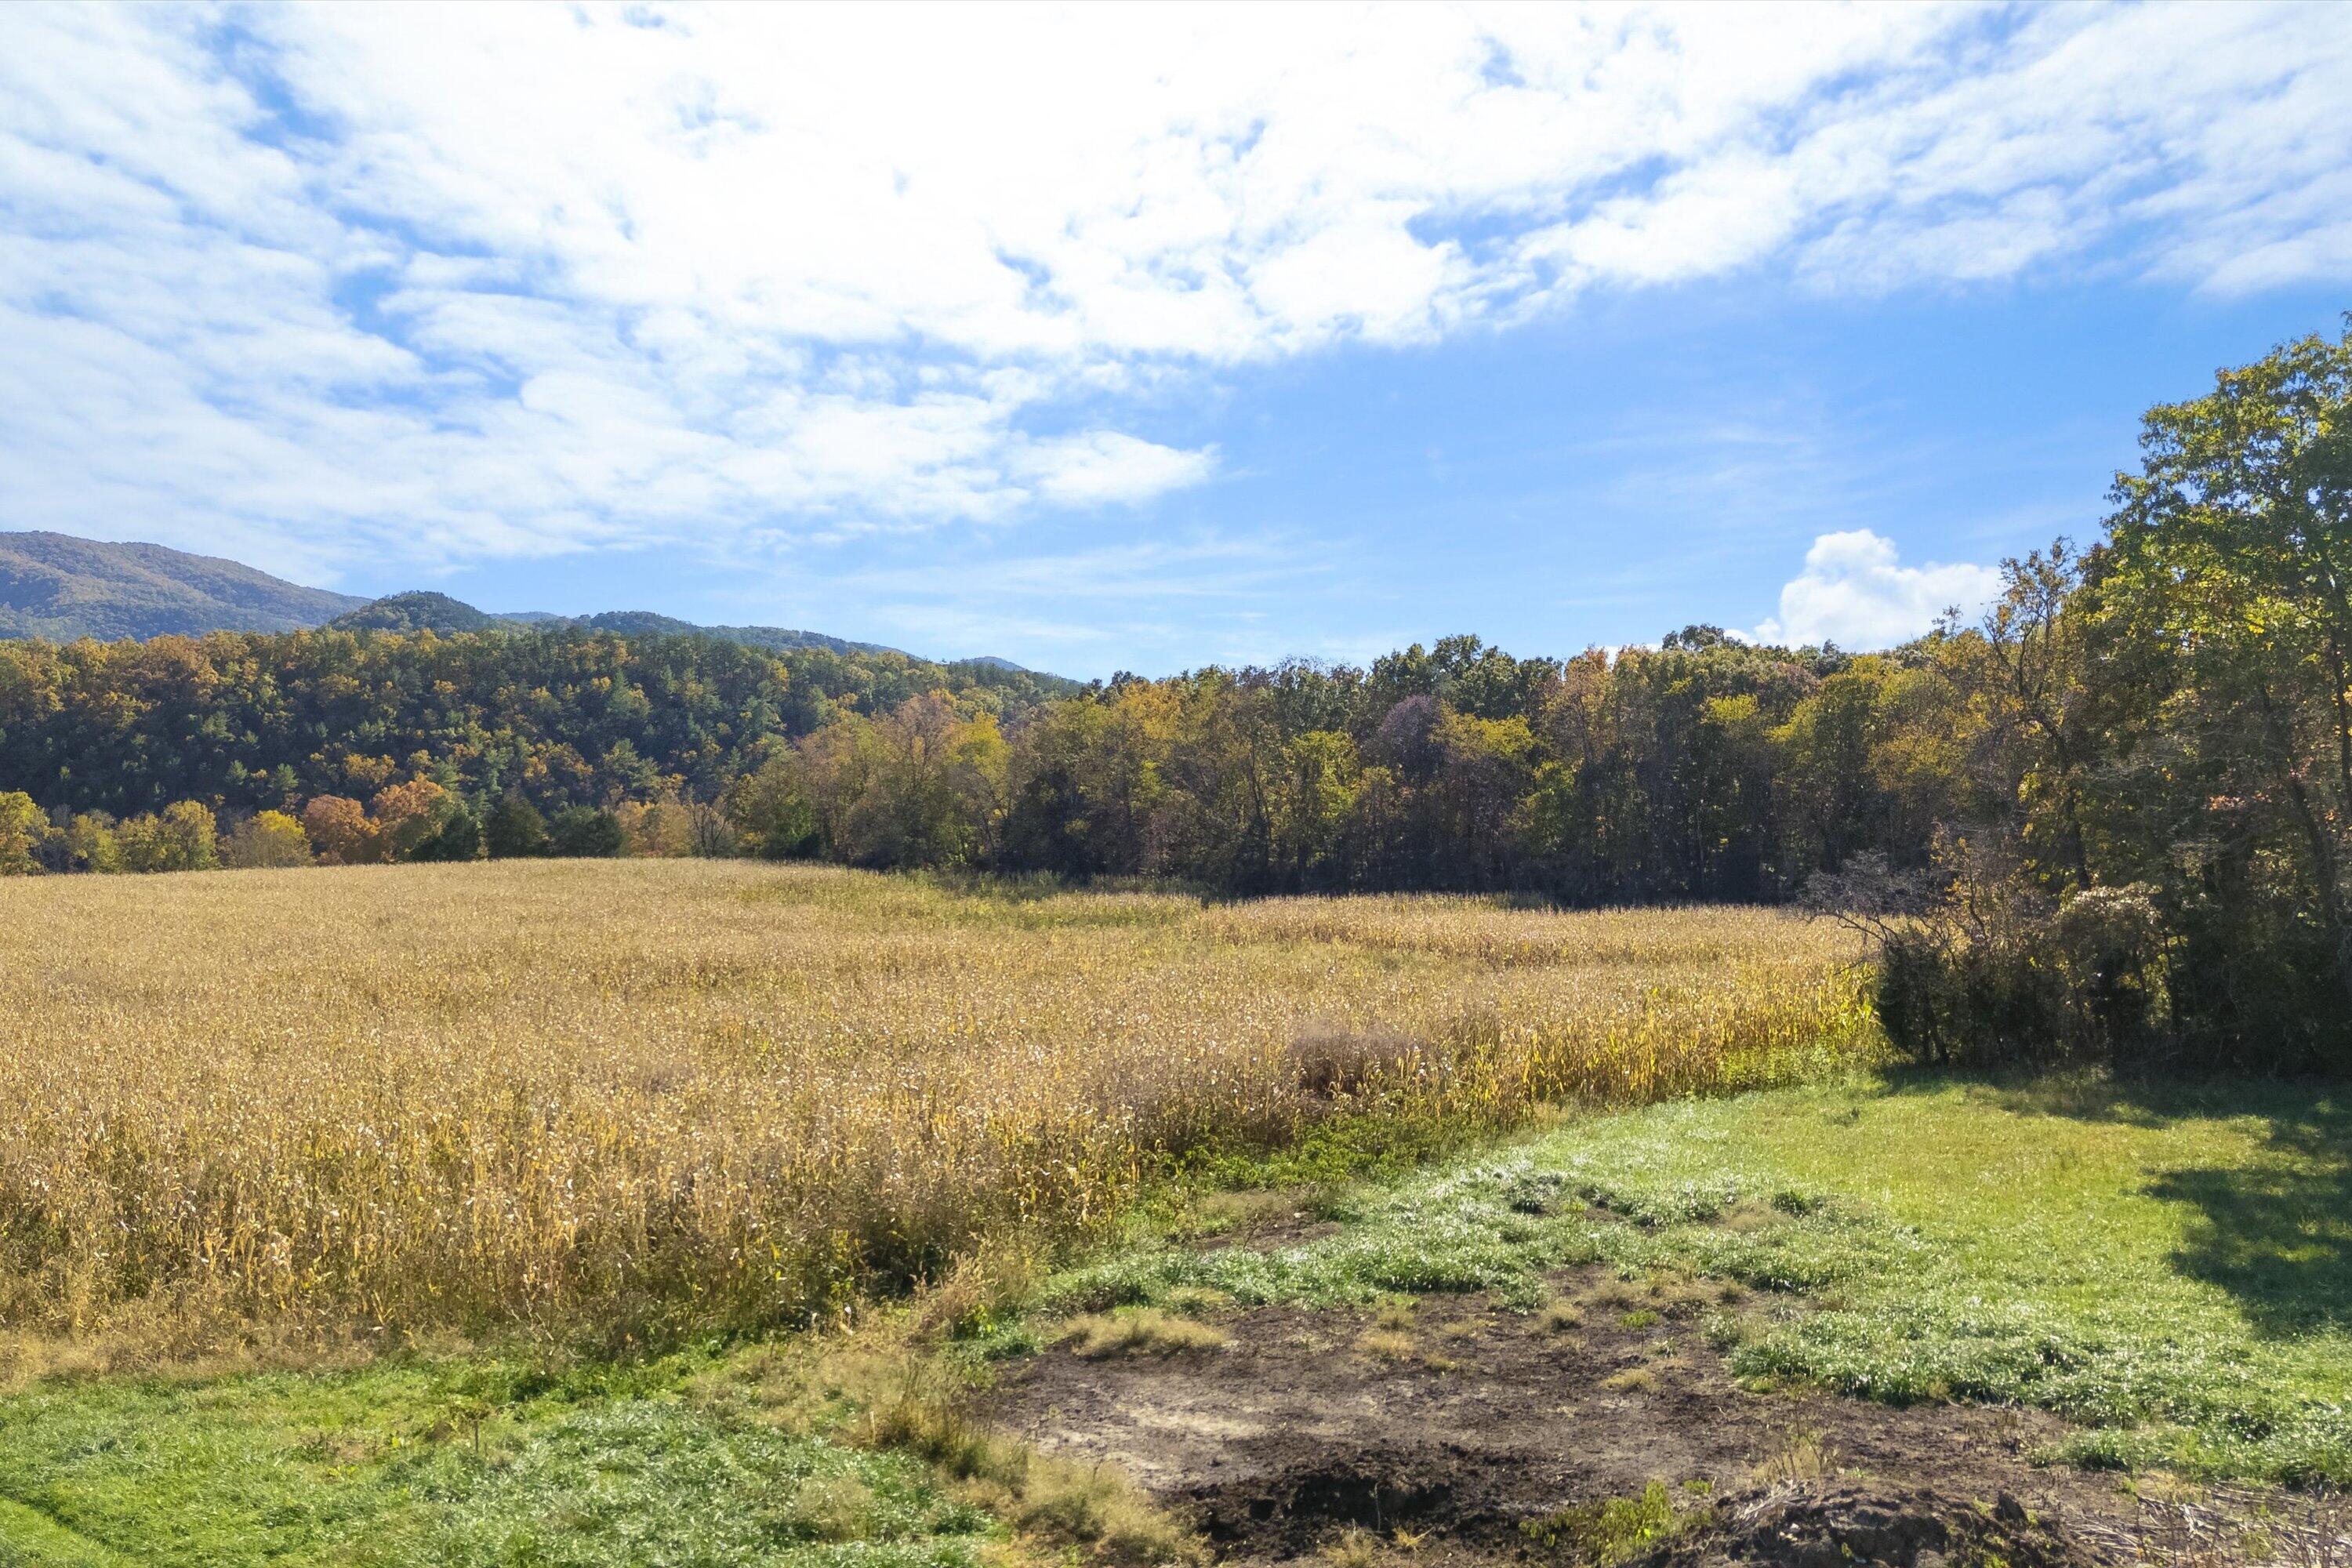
0,861,1872,1363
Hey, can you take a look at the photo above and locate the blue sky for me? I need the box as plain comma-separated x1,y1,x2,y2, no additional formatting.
3,4,2349,676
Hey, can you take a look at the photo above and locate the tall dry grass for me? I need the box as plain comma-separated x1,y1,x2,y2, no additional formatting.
0,862,1874,1357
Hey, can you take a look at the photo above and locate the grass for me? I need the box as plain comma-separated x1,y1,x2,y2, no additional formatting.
1060,1309,1229,1359
8,862,2344,1559
0,1347,993,1568
1,1067,2343,1562
0,1303,1214,1568
1033,1070,2352,1486
0,861,1871,1359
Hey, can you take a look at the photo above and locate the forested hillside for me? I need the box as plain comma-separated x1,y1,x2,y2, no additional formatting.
0,624,1076,822
0,531,366,640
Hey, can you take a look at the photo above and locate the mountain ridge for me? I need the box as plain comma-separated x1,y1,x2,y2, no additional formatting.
0,531,368,641
1,531,1057,677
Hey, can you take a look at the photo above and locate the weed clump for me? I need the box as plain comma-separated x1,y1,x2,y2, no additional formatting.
1523,1481,1711,1566
1062,1309,1230,1359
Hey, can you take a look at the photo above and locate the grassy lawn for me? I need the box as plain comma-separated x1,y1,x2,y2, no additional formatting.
1050,1071,2352,1486
0,1351,992,1568
2,1069,2343,1564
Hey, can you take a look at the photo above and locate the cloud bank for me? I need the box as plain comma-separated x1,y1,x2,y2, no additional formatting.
2,2,2348,583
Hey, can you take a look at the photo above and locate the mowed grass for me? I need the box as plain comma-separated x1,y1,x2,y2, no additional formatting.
0,861,1871,1362
1049,1073,2352,1486
0,1348,993,1568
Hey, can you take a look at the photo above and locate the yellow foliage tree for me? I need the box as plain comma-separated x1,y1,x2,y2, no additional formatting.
221,811,317,870
117,801,220,873
0,792,49,875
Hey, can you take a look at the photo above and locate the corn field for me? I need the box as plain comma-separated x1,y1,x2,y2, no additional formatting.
0,861,1876,1356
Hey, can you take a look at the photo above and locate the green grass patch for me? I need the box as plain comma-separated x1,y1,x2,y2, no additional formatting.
1036,1070,2352,1486
0,1350,991,1568
4,1066,2345,1564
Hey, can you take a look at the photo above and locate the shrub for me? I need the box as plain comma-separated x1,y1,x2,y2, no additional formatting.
1820,840,2178,1069
550,805,625,858
1874,928,2071,1068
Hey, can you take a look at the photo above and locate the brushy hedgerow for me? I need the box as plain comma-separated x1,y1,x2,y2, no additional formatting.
1033,1076,2352,1487
0,860,1873,1359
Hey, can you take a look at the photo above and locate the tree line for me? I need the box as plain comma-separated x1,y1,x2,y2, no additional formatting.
4,323,2347,1069
0,618,1967,900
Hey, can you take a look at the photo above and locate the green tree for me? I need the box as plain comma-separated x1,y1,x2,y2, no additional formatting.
2102,318,2352,1014
485,795,551,858
411,804,485,862
64,811,123,873
0,791,48,875
724,757,818,859
118,801,219,873
550,806,624,858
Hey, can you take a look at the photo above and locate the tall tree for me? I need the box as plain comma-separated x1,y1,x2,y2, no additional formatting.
2101,319,2352,1004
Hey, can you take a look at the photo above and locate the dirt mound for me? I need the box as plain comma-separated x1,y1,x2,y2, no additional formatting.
1181,1446,1468,1557
989,1276,2325,1565
1639,1483,2100,1568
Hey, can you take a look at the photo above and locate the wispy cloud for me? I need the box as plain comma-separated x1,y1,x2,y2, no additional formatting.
2,2,2347,583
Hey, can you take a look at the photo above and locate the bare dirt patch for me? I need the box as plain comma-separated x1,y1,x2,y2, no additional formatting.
987,1267,2341,1566
1637,1483,2096,1568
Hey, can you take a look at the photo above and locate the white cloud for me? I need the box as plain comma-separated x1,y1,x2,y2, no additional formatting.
0,2,2347,581
1751,529,2002,648
1016,434,1221,510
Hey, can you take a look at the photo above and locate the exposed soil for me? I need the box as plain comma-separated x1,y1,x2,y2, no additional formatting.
988,1266,2347,1566
1634,1483,2096,1568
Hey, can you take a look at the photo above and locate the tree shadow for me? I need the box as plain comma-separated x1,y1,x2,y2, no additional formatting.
2143,1108,2352,1338
1940,1069,2352,1340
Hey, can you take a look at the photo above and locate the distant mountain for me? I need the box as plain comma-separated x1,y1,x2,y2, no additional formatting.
0,531,367,640
325,590,508,635
568,609,901,659
3,530,1066,683
334,597,1062,681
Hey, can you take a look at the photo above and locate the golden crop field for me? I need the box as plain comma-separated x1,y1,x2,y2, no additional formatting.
0,862,1874,1365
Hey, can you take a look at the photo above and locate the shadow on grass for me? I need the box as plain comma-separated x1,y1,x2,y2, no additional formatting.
1918,1068,2352,1340
2144,1104,2352,1339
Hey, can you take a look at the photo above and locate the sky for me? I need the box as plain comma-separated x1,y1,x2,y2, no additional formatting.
2,3,2349,677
